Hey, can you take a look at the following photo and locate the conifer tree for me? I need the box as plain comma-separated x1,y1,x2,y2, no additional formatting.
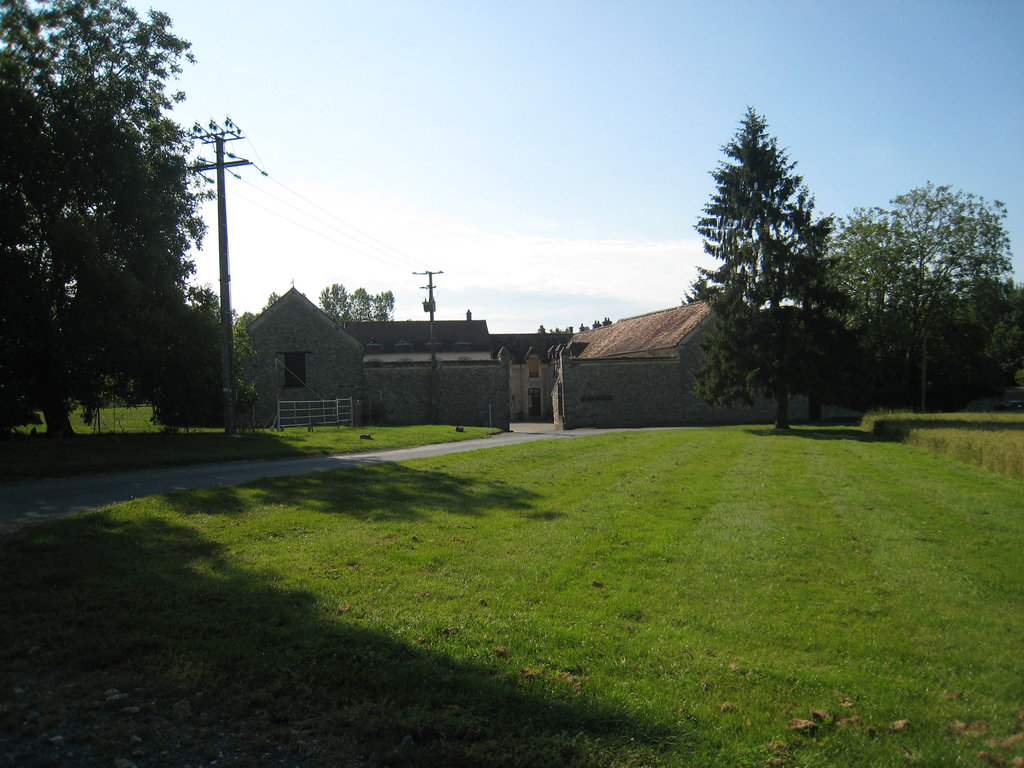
693,108,840,428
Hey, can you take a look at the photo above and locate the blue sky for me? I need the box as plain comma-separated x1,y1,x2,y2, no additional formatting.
133,0,1024,331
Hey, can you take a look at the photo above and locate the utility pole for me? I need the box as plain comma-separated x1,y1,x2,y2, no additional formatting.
415,270,443,423
194,119,252,436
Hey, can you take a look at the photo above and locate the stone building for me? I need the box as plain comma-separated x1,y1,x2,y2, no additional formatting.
552,303,853,429
243,291,852,432
245,288,365,428
344,311,492,362
346,312,570,423
490,331,571,421
243,289,511,429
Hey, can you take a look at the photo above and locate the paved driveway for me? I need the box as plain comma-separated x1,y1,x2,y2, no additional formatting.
0,427,582,535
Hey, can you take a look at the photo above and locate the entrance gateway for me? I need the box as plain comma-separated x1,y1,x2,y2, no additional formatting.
528,387,542,418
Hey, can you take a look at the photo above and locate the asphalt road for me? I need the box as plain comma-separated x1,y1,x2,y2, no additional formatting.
0,425,589,535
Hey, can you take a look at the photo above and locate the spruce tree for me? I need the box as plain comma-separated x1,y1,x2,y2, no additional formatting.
693,108,838,429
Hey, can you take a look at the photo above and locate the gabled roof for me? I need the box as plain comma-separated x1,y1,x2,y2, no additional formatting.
248,287,344,335
570,302,710,359
344,319,491,354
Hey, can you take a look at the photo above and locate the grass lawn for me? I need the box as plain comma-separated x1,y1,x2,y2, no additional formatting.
1,426,1022,767
0,424,500,482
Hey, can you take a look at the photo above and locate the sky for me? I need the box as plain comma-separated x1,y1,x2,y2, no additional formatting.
129,0,1024,332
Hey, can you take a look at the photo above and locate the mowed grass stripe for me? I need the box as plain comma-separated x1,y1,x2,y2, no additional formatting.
2,426,1022,767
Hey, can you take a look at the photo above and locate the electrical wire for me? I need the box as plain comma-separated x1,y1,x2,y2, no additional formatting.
193,125,432,283
222,151,425,273
230,172,422,273
225,184,420,275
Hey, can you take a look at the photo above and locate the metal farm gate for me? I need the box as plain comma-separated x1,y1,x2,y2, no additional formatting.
276,397,354,429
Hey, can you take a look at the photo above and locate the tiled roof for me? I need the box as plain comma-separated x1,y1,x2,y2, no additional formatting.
343,319,491,354
571,303,710,359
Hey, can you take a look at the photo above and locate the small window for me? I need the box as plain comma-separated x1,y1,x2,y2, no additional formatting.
528,356,540,378
283,352,306,387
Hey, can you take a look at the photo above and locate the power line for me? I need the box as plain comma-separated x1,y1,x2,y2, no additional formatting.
216,151,425,272
261,172,425,271
190,127,440,315
231,175,421,273
226,186,417,274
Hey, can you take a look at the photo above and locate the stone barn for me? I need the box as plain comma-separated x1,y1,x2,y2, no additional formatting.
244,288,365,428
553,303,852,429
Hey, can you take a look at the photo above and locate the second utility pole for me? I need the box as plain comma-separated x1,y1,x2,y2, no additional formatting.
415,270,443,423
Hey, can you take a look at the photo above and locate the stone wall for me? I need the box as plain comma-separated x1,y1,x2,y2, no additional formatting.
554,356,685,429
364,356,511,429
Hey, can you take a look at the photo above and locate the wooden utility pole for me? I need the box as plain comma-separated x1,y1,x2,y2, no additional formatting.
194,119,251,436
415,270,443,423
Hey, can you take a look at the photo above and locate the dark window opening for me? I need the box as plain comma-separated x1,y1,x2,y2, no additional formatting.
528,357,540,378
283,352,307,387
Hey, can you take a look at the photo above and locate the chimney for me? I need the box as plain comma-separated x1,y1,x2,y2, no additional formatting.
466,309,472,321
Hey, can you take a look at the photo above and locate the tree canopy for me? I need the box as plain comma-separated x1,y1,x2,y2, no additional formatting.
830,183,1013,410
693,108,842,428
319,283,395,323
148,285,256,431
1,0,204,434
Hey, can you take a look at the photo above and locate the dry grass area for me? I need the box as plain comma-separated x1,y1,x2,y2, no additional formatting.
862,412,1024,481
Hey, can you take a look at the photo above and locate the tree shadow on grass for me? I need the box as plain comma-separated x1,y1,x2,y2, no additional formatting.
0,493,716,766
742,425,879,442
160,462,537,522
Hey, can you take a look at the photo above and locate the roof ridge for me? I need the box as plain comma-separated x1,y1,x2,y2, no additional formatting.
615,302,706,324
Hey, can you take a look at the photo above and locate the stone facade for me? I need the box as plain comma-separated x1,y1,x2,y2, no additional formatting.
508,352,559,421
245,289,365,428
244,293,852,432
490,332,571,422
244,289,511,430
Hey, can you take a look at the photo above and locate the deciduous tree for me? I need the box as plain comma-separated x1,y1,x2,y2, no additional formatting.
150,286,256,430
318,283,395,322
693,109,842,429
831,183,1012,410
0,0,204,434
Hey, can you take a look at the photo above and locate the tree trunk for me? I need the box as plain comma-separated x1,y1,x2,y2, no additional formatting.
808,394,822,422
774,382,790,430
919,329,928,412
42,402,75,437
